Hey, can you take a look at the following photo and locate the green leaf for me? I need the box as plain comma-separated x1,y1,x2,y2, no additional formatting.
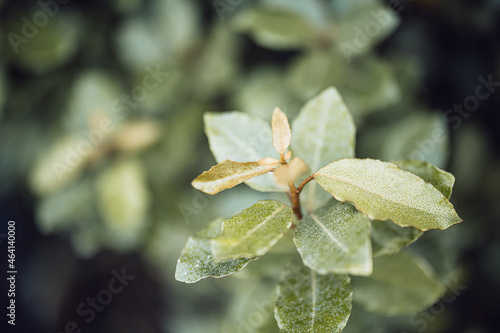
274,260,353,332
377,113,450,169
211,200,293,261
314,158,462,231
370,160,455,256
294,202,372,276
204,111,284,192
232,8,316,50
96,159,151,237
192,160,274,195
291,87,356,212
175,219,257,283
352,251,445,316
336,3,400,59
392,160,455,199
370,220,423,257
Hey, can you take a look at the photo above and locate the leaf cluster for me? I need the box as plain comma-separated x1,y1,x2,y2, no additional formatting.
176,87,462,332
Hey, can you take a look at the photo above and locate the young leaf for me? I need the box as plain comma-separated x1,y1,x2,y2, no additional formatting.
274,260,353,333
204,111,284,192
352,251,445,316
370,220,423,257
392,159,455,199
294,202,373,276
274,157,308,186
272,107,292,156
211,200,293,261
192,160,275,195
314,158,462,231
291,87,356,212
175,219,257,284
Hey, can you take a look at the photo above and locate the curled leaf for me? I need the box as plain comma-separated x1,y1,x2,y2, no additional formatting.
204,111,283,192
192,160,274,195
274,157,309,186
259,157,281,167
272,107,292,156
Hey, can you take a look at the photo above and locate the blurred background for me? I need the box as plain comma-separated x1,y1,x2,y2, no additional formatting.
0,0,499,332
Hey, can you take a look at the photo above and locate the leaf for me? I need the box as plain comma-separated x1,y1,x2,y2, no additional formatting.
352,251,445,316
192,160,274,195
96,159,151,235
232,8,316,50
294,202,372,276
272,107,292,155
211,200,293,261
273,157,309,186
175,219,257,283
377,113,450,169
204,111,285,192
223,277,279,333
369,160,455,256
291,87,356,212
370,220,423,257
392,160,455,199
314,158,462,231
274,260,352,333
336,3,400,59
231,66,301,120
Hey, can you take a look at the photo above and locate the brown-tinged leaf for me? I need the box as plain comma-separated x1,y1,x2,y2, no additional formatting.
272,107,292,156
274,157,309,186
192,160,274,195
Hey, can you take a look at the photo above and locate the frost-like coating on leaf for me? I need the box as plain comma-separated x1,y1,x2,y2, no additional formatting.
294,202,372,276
314,158,462,231
204,112,285,192
274,261,352,332
291,87,356,212
370,160,455,256
370,220,423,257
211,200,293,261
175,219,257,283
272,107,292,155
392,160,455,199
352,252,445,315
192,160,274,195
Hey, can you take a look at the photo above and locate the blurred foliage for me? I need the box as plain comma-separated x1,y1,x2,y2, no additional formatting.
0,0,499,332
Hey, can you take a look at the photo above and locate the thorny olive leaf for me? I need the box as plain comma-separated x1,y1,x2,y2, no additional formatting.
314,158,462,231
192,160,275,195
291,87,356,213
274,260,353,332
294,202,372,276
204,111,285,192
211,200,293,261
272,107,292,156
352,251,446,316
175,219,258,284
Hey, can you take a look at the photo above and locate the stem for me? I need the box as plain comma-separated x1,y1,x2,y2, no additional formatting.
274,156,315,222
297,175,315,193
288,182,302,220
